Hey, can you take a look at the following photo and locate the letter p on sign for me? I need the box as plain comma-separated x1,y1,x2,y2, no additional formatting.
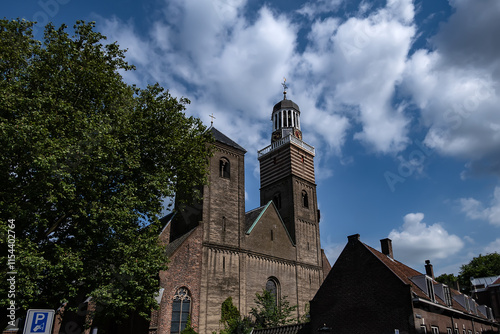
23,309,54,334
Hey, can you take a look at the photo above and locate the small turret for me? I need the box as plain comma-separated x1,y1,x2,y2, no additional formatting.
271,79,302,143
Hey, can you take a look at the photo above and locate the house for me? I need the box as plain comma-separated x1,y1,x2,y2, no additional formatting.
309,234,498,334
471,276,500,322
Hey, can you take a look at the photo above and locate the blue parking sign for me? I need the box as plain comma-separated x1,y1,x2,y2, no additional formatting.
23,309,54,334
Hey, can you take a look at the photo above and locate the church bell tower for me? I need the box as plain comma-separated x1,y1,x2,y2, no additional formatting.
258,80,321,266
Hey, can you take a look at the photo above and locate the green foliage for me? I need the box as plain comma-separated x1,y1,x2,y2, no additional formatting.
0,18,212,327
181,315,198,334
250,289,298,329
220,297,241,328
219,297,252,334
299,302,310,323
435,273,459,289
458,253,500,293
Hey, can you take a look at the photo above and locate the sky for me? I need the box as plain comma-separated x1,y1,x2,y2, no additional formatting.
3,0,500,276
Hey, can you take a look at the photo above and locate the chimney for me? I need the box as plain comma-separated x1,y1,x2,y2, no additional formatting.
380,238,393,259
347,234,360,244
425,260,434,279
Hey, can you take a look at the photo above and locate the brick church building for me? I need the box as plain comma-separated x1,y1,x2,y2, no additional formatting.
149,89,331,334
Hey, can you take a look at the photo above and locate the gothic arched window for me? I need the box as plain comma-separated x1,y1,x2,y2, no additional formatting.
220,158,230,179
266,277,279,305
170,287,191,334
302,190,309,208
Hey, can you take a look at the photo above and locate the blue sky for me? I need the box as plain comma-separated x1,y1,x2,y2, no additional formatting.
3,0,500,276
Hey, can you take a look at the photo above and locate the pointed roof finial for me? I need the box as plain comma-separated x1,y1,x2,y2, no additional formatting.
209,113,216,126
282,77,288,100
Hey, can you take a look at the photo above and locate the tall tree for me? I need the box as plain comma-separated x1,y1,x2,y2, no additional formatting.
435,273,459,289
250,289,297,329
458,253,500,294
0,19,212,330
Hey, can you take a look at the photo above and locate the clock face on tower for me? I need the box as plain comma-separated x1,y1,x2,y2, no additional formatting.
272,131,282,142
294,129,302,140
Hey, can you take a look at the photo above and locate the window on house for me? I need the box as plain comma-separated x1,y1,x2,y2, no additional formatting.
447,328,452,334
171,287,191,334
444,285,452,306
220,158,230,178
273,193,281,209
431,326,439,334
487,307,494,320
426,277,435,302
420,325,427,334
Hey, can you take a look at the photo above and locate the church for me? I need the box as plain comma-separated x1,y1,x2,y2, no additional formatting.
149,86,331,334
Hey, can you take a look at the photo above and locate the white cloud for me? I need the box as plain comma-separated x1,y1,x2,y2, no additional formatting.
297,0,343,19
484,239,500,254
460,186,500,226
401,0,500,175
388,213,464,268
297,0,415,154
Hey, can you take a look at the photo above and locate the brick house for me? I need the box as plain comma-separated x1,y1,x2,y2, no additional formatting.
472,276,500,323
309,234,498,334
149,89,331,334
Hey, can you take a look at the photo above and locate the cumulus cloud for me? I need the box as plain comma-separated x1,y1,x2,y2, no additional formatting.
97,0,500,183
460,186,500,226
388,213,464,268
484,239,500,254
401,0,500,175
296,0,415,154
99,0,298,156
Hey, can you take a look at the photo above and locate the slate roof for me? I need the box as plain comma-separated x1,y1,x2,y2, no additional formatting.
245,205,267,233
210,127,246,152
273,99,300,113
472,276,500,288
164,228,197,257
252,322,309,334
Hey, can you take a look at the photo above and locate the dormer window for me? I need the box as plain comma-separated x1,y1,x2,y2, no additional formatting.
426,276,435,302
220,158,230,178
443,285,452,306
411,275,437,302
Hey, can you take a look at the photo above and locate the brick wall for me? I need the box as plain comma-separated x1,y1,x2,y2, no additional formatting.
310,237,414,334
155,226,204,334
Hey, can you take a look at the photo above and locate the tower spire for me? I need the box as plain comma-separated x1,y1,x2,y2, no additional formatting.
281,77,288,100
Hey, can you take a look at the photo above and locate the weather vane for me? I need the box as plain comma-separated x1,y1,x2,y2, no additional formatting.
209,113,216,126
282,77,288,99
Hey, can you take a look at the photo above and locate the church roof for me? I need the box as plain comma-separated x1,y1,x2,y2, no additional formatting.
210,127,246,152
245,201,295,245
164,227,197,257
273,99,300,113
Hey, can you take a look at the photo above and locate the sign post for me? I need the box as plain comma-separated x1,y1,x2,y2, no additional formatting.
23,309,55,334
